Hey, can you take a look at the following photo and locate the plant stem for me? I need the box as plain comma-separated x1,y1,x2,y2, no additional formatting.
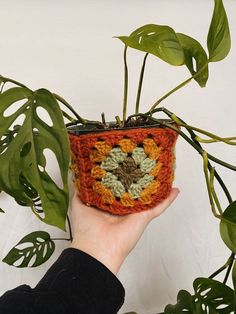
223,252,235,284
154,107,232,203
0,75,28,89
51,238,71,241
115,116,123,128
170,117,236,146
203,152,221,218
150,77,192,112
61,110,76,122
210,168,223,215
148,62,209,113
209,263,229,279
0,82,5,93
53,93,86,124
126,110,234,202
67,215,73,242
195,136,236,144
135,53,148,114
149,108,236,172
122,46,129,125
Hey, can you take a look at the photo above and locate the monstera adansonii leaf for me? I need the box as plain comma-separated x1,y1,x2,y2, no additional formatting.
220,201,236,253
176,33,209,87
117,24,185,66
207,0,231,62
164,278,234,313
117,24,209,87
0,87,70,230
3,231,55,267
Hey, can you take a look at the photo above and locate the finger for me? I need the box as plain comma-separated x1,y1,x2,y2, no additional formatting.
146,187,180,222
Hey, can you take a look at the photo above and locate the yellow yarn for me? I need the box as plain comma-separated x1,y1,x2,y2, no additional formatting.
139,192,152,204
93,182,105,194
90,150,107,163
121,192,134,207
119,139,136,153
146,180,160,194
139,180,160,204
102,189,115,204
91,166,107,179
94,141,112,155
143,138,163,160
149,162,163,176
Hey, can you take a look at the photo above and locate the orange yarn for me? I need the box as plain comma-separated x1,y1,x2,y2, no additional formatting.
102,189,115,204
143,138,163,160
149,162,163,176
121,192,134,207
118,138,136,153
68,126,178,215
91,166,107,179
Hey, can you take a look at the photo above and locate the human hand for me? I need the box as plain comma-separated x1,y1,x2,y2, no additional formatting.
70,188,180,275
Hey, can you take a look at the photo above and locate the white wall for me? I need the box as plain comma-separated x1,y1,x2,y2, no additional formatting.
0,0,236,313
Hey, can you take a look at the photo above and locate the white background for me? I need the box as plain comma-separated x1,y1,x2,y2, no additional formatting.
0,0,236,313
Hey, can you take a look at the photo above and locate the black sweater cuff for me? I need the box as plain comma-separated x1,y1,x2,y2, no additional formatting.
36,248,125,314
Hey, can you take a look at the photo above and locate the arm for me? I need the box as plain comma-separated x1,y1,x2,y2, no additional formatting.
0,188,179,314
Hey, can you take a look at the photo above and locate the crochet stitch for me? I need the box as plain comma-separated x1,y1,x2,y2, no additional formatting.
68,126,178,215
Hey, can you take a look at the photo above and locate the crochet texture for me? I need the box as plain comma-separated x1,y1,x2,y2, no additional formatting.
69,127,178,215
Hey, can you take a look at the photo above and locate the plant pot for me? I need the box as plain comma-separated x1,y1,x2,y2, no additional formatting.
67,121,178,215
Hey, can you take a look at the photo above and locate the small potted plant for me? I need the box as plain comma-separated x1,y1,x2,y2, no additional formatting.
1,0,236,312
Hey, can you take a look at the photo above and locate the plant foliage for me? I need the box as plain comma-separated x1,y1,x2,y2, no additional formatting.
164,278,234,313
3,231,55,267
0,87,70,230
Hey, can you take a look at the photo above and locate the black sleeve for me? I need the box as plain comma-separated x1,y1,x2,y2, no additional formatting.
0,248,125,314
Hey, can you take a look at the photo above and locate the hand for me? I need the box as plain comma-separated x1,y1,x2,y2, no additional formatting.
70,188,180,275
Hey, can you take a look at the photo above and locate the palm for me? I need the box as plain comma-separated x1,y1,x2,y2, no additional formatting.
71,188,179,262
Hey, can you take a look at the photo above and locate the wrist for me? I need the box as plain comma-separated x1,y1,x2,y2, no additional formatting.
70,238,124,275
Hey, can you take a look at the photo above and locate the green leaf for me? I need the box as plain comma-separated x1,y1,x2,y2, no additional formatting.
165,290,194,313
221,201,236,225
165,278,234,313
232,261,236,311
176,33,209,87
193,278,234,313
0,87,70,230
220,220,236,253
207,0,231,62
117,24,185,66
220,202,236,252
2,231,55,267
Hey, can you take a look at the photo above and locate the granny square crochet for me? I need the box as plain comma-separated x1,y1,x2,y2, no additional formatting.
68,127,178,215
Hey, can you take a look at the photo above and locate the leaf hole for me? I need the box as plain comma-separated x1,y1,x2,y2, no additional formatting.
199,287,211,296
13,256,25,267
147,31,155,36
15,242,32,250
38,165,45,172
43,148,64,190
28,254,37,267
33,128,39,136
8,113,25,130
3,99,28,117
36,237,44,243
43,245,48,258
20,142,32,158
36,106,53,127
216,304,228,309
192,58,197,73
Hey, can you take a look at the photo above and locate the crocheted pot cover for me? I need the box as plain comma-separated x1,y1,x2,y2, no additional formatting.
68,127,178,215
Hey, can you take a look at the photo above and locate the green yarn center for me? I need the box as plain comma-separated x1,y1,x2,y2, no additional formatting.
100,146,156,199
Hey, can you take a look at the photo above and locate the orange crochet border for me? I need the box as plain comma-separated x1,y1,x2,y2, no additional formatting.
68,126,178,215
